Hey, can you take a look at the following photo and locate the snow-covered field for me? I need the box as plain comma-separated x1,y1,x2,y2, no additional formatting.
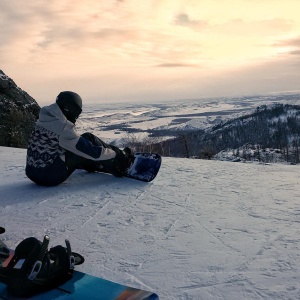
0,146,299,299
76,93,300,144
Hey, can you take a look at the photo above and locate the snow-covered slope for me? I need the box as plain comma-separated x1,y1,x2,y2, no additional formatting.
0,146,299,300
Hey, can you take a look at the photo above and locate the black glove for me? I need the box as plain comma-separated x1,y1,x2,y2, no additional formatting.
115,147,134,169
123,147,134,164
109,146,134,176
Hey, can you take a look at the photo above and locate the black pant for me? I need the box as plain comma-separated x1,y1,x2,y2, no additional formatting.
65,132,123,176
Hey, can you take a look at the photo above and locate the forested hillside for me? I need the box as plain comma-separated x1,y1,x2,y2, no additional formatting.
134,103,300,163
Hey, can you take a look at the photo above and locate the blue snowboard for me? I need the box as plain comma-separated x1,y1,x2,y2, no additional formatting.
0,232,159,299
125,153,161,182
0,270,159,300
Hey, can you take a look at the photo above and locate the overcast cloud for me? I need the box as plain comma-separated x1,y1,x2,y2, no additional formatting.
0,0,299,104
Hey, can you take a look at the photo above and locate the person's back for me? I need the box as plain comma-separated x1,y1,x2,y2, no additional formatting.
26,101,72,185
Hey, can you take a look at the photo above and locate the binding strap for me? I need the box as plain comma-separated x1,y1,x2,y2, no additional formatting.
65,239,75,270
28,235,50,280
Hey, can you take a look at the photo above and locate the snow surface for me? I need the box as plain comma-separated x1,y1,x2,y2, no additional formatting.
0,146,300,299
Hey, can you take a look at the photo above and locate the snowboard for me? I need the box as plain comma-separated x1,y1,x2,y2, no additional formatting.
125,153,161,182
0,250,159,300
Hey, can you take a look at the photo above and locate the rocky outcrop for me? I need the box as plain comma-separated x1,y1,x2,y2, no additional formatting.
0,70,40,148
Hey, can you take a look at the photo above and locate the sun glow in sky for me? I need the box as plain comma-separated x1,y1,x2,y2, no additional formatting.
1,0,300,104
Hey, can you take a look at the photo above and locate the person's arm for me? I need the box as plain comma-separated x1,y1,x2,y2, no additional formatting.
59,123,116,161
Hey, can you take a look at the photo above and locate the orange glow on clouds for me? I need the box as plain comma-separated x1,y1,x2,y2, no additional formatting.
0,0,300,103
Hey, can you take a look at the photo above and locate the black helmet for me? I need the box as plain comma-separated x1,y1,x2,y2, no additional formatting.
56,91,82,123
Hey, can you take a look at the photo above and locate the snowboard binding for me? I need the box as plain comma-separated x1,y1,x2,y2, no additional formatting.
0,232,84,297
0,227,9,266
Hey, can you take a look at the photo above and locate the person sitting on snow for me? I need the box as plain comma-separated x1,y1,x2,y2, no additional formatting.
25,91,134,186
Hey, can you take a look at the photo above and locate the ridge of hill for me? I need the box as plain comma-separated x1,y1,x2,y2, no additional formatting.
154,103,300,163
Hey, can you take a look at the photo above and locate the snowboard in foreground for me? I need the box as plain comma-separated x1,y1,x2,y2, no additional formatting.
0,271,158,299
126,153,161,182
0,249,159,300
0,266,158,300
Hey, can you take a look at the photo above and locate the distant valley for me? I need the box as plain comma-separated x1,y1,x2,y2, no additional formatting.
78,92,300,141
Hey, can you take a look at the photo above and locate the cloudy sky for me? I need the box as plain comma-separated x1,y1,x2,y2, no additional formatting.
1,0,300,104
